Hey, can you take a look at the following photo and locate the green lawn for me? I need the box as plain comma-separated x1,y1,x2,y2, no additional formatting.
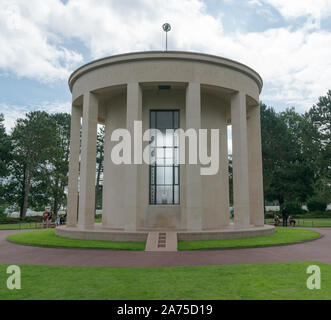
178,227,320,250
0,262,330,300
7,227,320,251
266,218,331,227
7,229,146,251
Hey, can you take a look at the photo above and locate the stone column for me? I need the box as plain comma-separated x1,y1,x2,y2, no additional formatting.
124,83,142,230
247,103,265,226
231,91,250,227
77,92,98,230
102,101,127,228
186,83,202,230
66,103,81,227
101,106,112,227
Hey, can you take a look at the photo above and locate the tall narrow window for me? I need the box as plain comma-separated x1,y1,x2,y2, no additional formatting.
150,110,180,205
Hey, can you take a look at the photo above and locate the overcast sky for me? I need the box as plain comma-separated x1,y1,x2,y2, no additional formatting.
1,0,331,132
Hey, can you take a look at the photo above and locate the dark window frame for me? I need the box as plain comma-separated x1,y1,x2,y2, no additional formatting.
149,109,180,205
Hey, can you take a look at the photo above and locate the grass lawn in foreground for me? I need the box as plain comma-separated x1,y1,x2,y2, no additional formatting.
0,262,330,300
7,229,146,251
178,227,320,250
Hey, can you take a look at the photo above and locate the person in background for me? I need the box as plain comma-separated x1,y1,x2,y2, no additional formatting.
42,210,50,228
55,215,60,227
48,211,53,227
289,215,296,227
282,206,289,227
230,207,234,219
274,213,280,226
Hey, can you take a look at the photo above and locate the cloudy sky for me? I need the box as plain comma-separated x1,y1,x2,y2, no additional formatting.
1,0,331,132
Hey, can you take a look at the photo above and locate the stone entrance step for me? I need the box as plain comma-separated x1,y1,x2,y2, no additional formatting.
145,231,178,251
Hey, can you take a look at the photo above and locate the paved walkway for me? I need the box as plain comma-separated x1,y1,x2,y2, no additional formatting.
145,231,178,251
0,228,331,267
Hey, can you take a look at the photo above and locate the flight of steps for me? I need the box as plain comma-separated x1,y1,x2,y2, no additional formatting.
145,231,178,251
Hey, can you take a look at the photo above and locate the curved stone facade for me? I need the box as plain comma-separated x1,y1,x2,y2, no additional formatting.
63,51,267,237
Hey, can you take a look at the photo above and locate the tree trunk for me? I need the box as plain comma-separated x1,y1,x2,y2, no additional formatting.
52,177,60,216
94,160,102,215
53,197,59,216
19,164,26,219
21,168,31,220
278,197,284,207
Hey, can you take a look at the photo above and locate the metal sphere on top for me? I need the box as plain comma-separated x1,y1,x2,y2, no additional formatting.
162,23,171,32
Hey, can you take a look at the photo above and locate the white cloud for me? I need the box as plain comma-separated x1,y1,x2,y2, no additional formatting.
0,0,331,113
0,101,71,133
0,0,83,82
262,0,331,21
248,0,263,6
227,27,331,111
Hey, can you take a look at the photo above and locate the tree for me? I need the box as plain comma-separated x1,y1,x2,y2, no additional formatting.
95,126,104,213
0,114,12,213
261,103,290,205
48,113,71,215
9,111,59,219
29,113,71,215
260,104,315,205
0,114,11,178
279,108,316,202
228,155,233,206
305,90,331,202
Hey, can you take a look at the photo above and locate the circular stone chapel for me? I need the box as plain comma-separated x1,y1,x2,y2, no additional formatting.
56,51,274,242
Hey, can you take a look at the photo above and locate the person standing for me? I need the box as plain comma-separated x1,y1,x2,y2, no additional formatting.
42,210,50,228
282,207,289,227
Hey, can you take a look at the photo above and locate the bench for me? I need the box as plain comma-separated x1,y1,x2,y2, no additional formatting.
40,221,66,229
268,220,296,227
40,222,56,229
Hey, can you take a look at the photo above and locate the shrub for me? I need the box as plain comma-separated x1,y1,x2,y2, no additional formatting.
295,211,331,218
23,216,43,223
282,202,304,215
95,214,102,221
0,216,19,224
265,212,278,219
0,204,7,217
307,199,327,212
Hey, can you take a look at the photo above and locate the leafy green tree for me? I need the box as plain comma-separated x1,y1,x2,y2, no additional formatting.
261,104,315,206
0,114,12,213
261,103,290,205
0,114,11,178
305,90,331,202
8,111,59,219
49,113,71,215
279,108,316,201
29,113,71,215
